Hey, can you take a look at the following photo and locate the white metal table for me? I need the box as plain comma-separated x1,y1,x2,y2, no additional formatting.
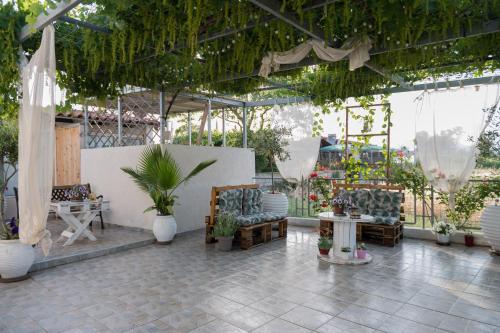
317,212,374,265
50,200,110,246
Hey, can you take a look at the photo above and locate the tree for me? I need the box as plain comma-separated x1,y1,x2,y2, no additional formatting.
250,126,291,193
0,120,18,222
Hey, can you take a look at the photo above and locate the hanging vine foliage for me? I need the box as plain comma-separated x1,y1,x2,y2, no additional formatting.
0,0,500,117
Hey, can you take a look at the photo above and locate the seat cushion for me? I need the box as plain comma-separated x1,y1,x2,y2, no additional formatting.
243,188,263,215
368,189,402,224
344,189,371,214
235,212,287,226
219,189,243,216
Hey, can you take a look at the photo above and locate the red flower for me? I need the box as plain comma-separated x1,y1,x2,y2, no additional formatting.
309,194,318,201
310,172,318,178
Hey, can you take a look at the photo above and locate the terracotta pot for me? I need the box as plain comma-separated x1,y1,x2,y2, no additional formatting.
333,205,344,215
356,249,366,259
464,234,474,247
318,248,330,256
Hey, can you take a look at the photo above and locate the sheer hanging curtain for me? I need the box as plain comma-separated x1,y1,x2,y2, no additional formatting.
415,85,500,214
19,25,56,255
272,103,321,184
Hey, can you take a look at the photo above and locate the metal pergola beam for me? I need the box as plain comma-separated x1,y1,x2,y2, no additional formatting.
19,0,83,42
216,17,500,84
58,16,111,34
386,75,500,94
245,96,311,107
180,92,245,107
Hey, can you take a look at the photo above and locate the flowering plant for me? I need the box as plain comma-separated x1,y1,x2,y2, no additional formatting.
432,221,456,235
65,185,89,201
332,196,349,207
0,217,19,240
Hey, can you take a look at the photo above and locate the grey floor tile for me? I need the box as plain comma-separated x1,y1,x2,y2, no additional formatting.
249,296,298,317
221,307,274,331
354,294,404,314
189,319,247,333
338,304,391,330
280,305,332,330
316,317,374,333
251,318,311,333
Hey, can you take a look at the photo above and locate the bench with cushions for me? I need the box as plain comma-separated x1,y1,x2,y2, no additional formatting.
206,184,287,249
320,184,405,246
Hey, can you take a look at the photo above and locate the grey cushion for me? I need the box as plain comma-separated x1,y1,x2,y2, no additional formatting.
235,212,287,226
219,189,243,216
243,188,263,215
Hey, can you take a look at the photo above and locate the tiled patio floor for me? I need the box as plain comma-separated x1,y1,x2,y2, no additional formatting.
2,226,500,333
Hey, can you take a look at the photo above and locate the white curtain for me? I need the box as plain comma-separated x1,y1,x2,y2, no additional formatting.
19,25,56,255
415,85,499,211
272,103,321,183
259,37,371,78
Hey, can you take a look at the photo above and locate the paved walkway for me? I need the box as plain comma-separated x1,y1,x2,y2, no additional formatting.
1,227,500,333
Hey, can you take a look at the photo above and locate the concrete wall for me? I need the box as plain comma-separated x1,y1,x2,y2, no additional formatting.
81,144,255,233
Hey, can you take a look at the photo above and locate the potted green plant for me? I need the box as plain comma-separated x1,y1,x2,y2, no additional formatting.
121,145,216,244
251,127,291,215
0,218,34,282
356,243,367,259
340,246,351,260
317,236,333,255
0,120,18,223
212,213,239,251
432,221,456,245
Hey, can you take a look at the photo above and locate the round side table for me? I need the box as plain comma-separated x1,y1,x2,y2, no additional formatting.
317,212,374,265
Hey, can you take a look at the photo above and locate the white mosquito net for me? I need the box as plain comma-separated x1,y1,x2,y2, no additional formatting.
18,25,56,255
415,84,500,213
272,103,321,183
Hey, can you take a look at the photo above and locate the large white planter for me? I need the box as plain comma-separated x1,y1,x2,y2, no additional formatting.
153,215,177,243
480,205,500,254
0,240,35,281
262,192,288,215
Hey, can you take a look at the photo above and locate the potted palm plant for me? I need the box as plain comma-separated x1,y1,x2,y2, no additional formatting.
0,218,35,282
121,145,216,244
212,213,239,251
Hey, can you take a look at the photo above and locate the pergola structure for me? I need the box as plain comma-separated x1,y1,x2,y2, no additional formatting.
12,0,500,149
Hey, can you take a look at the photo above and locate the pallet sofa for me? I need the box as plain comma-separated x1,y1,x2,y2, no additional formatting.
320,184,405,246
206,184,287,249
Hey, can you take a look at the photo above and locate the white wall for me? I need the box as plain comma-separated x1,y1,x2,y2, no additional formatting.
81,144,255,232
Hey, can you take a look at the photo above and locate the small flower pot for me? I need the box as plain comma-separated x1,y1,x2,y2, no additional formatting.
464,234,474,247
356,249,367,259
215,236,234,251
333,205,344,215
436,233,451,246
318,248,330,256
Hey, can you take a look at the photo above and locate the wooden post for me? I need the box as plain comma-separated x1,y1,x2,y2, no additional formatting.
197,106,209,145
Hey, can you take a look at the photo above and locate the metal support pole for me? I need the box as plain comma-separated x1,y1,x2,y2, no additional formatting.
207,99,212,146
242,105,248,148
222,108,226,147
159,90,165,144
83,104,89,148
117,96,123,146
188,112,192,146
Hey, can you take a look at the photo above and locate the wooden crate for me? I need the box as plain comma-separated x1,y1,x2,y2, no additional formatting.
239,219,287,250
358,222,403,247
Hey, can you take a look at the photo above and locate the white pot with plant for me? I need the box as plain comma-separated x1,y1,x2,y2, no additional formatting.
212,213,238,251
481,200,500,254
432,221,456,245
253,127,291,215
122,145,216,244
0,218,34,282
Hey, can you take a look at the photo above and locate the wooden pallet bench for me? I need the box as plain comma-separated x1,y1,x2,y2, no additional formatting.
206,184,288,250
